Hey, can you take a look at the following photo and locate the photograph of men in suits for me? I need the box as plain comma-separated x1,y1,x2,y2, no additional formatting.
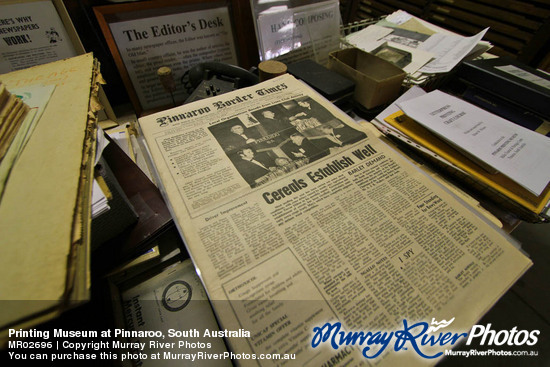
281,132,326,162
255,108,292,134
234,147,276,187
311,122,367,151
220,124,261,152
210,116,264,153
289,97,334,124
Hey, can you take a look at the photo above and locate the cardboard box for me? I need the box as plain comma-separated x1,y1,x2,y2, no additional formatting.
328,48,406,109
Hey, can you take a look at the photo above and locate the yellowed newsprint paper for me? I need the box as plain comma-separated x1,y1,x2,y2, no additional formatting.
138,74,532,366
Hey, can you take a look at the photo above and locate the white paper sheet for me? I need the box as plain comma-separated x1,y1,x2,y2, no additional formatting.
372,86,462,169
345,24,393,47
418,28,489,74
91,179,110,219
398,90,550,195
374,85,426,130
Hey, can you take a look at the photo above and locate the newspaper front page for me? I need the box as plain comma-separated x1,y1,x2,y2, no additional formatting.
138,74,532,366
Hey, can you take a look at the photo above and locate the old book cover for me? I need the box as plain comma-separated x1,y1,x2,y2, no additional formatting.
0,53,101,335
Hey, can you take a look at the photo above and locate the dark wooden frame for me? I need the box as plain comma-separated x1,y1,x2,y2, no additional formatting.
93,0,258,115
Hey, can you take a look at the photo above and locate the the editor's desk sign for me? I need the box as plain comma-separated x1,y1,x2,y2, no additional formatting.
94,0,257,116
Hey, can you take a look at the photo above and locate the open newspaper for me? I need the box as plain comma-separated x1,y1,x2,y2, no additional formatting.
138,74,531,366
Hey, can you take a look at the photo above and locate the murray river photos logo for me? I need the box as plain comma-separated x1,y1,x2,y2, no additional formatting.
311,318,540,360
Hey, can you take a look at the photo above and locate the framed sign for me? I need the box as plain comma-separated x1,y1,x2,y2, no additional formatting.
250,0,341,66
94,0,258,116
0,0,84,74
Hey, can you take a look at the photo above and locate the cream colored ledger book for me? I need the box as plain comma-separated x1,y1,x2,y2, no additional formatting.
0,53,102,338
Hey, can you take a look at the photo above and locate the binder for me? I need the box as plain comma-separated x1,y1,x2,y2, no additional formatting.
458,57,550,120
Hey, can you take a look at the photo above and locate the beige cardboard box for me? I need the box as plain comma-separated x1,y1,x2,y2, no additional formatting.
328,48,406,109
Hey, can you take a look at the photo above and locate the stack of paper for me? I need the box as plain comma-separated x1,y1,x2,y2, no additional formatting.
0,84,56,201
344,10,492,84
374,87,550,222
0,53,103,337
0,83,30,162
91,179,110,219
91,127,111,219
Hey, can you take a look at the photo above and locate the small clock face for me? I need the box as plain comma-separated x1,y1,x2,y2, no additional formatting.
162,280,192,312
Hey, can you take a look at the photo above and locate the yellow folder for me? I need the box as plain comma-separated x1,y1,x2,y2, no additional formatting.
385,111,550,221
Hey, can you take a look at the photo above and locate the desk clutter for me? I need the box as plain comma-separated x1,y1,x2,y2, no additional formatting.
0,2,549,366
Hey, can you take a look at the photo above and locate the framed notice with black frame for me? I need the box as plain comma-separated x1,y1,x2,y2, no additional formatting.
94,0,258,116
